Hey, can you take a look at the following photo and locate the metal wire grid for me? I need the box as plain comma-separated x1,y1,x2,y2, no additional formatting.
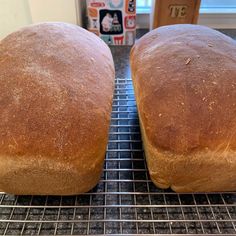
0,77,235,235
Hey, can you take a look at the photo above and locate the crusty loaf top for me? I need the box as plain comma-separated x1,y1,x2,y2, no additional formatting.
0,22,114,161
130,24,236,154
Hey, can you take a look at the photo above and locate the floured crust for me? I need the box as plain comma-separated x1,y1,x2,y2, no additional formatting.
0,152,104,195
0,22,115,195
131,24,236,192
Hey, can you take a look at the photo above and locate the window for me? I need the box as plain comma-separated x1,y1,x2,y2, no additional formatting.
137,0,152,8
136,0,152,13
137,0,236,13
201,0,236,8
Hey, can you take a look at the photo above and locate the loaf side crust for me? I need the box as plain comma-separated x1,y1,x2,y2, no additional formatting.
140,116,236,192
0,149,105,195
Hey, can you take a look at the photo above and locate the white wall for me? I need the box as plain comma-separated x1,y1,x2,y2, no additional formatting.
0,0,81,40
0,0,32,39
28,0,79,25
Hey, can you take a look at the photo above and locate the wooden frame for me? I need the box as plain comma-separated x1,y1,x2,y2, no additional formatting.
150,0,201,29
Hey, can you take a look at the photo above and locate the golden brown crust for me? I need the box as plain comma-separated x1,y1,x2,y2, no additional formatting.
140,117,236,192
0,22,115,195
131,24,236,192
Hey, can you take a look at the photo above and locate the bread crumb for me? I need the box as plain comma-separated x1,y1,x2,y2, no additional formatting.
181,102,184,105
196,55,200,58
212,81,217,85
156,66,161,69
185,58,191,65
202,97,206,101
208,43,213,47
203,79,206,83
8,144,15,150
158,113,162,117
209,101,215,110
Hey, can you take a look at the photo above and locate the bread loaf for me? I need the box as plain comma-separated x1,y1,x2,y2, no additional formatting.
0,22,115,195
130,24,236,192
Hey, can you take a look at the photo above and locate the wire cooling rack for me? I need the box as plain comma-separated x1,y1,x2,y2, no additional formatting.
0,77,235,235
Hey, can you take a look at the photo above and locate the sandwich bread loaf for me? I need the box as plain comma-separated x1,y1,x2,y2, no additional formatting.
130,24,236,192
0,22,115,195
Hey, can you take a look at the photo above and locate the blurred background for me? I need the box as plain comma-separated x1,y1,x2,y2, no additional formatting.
0,0,236,40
